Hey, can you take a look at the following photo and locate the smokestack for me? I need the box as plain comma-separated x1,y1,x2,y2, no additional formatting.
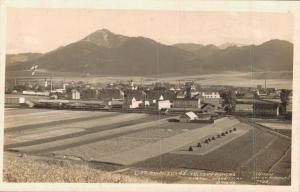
265,79,267,89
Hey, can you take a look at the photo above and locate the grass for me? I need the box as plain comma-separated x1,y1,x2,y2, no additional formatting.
133,126,290,175
3,152,155,183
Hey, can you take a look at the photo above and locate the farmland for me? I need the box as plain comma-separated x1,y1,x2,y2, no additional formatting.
4,108,291,184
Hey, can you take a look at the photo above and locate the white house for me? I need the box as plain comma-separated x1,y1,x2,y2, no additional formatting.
129,97,143,109
157,100,171,110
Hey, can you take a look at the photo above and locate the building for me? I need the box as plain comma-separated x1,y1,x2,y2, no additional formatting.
81,88,98,100
157,100,172,110
253,100,281,117
146,89,176,103
124,90,147,101
176,90,186,99
127,97,143,109
200,91,220,99
71,89,80,100
256,89,268,96
146,91,164,104
201,103,218,113
179,111,199,122
173,98,201,109
235,103,253,114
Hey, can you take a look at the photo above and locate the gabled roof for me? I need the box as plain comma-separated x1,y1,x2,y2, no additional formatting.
124,90,146,100
181,111,198,120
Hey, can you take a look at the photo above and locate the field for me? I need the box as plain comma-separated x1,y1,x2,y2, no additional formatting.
3,152,155,183
255,119,292,137
4,107,291,184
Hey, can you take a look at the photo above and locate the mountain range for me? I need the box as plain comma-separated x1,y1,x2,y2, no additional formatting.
6,29,293,77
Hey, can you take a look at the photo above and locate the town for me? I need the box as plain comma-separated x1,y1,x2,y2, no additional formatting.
4,75,292,184
4,77,293,120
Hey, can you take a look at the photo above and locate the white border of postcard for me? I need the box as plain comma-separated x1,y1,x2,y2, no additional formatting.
0,0,299,192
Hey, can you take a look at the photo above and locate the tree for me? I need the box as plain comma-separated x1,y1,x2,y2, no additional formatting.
280,89,291,115
220,89,236,114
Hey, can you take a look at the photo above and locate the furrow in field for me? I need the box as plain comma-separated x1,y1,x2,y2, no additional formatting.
5,110,118,129
6,117,171,153
89,117,241,165
5,115,159,148
5,112,119,133
5,113,151,145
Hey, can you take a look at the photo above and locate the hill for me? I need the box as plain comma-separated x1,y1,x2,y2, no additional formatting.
6,29,293,77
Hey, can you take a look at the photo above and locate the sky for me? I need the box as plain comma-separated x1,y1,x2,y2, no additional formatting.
6,8,293,54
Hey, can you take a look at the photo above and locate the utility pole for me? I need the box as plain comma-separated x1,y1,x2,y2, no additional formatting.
50,74,53,92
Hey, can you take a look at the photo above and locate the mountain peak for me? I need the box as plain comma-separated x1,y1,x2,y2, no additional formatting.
81,28,128,48
95,28,113,34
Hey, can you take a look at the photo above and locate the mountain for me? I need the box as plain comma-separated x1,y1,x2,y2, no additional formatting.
81,28,128,48
173,43,204,53
6,53,43,66
218,43,245,49
198,39,293,72
6,29,293,77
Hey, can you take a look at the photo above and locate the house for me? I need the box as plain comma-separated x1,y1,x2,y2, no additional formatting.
201,103,218,113
71,89,80,100
173,98,201,109
176,90,186,99
127,97,143,109
162,90,177,102
179,111,199,123
157,100,172,110
200,91,220,99
146,89,177,104
146,91,164,104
